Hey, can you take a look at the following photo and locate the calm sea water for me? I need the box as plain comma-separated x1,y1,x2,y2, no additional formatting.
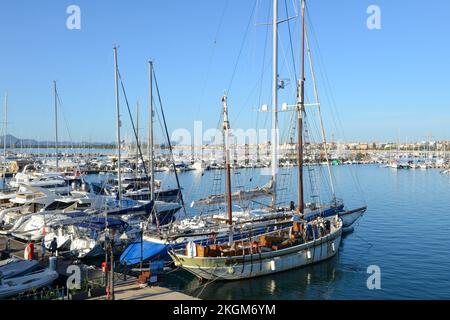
149,165,450,300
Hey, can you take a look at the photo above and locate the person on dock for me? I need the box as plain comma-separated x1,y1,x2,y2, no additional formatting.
50,237,58,257
5,238,10,254
41,241,47,261
24,239,34,261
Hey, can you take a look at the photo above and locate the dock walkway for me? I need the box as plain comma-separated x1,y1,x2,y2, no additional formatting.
1,235,198,300
88,279,199,300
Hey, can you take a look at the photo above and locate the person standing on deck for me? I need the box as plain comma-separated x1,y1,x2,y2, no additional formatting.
50,237,58,257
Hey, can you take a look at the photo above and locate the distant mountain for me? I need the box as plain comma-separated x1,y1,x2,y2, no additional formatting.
0,134,114,148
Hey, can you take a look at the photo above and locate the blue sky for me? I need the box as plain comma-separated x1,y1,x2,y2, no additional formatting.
0,0,449,144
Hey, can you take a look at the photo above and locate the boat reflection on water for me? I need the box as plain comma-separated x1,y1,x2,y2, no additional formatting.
164,254,341,300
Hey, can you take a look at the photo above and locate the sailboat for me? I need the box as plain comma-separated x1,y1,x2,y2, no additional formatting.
120,94,295,266
193,180,273,206
121,0,366,267
169,0,361,280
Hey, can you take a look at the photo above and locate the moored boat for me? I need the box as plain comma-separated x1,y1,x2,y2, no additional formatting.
0,268,58,299
0,258,40,279
169,215,342,280
168,0,361,281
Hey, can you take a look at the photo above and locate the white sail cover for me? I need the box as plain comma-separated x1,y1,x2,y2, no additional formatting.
193,180,273,206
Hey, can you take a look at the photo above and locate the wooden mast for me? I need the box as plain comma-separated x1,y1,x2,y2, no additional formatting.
296,0,306,214
222,94,233,244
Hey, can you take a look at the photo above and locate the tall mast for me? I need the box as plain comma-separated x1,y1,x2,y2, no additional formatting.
296,0,306,214
148,61,155,201
53,81,59,172
136,101,140,184
305,27,336,201
2,91,7,189
3,92,8,163
114,47,122,204
222,94,233,244
271,0,279,209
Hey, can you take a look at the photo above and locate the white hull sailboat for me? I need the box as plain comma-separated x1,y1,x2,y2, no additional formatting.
170,0,356,281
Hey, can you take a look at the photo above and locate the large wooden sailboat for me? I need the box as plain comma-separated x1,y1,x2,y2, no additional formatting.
169,0,344,280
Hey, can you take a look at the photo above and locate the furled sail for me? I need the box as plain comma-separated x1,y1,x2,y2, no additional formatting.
193,179,273,206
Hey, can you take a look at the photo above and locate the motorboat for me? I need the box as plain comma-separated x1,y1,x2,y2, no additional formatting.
0,258,40,279
0,268,58,299
69,216,141,258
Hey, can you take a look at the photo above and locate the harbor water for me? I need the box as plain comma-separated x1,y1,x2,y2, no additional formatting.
3,163,449,299
141,164,450,300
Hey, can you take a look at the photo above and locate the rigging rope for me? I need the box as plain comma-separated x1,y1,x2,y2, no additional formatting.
116,69,158,228
152,67,187,216
194,0,230,121
284,0,298,83
54,87,74,152
226,0,258,96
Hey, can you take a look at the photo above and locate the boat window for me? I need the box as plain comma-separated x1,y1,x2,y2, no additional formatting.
32,203,47,212
76,203,91,209
45,201,76,211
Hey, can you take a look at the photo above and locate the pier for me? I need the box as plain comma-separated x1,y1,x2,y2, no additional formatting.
0,235,197,300
87,280,199,300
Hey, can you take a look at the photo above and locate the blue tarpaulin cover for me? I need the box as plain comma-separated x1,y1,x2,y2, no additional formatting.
120,240,167,266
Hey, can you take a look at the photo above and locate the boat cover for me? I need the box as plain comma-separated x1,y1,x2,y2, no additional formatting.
119,240,167,266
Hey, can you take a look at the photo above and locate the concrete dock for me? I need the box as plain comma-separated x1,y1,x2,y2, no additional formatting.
1,235,198,300
88,279,199,300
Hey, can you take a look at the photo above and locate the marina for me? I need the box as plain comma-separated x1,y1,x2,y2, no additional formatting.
0,0,449,306
0,162,449,299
